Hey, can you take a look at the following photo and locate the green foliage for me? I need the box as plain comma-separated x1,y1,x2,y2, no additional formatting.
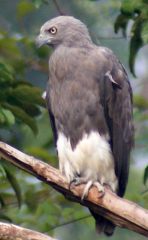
0,164,6,179
4,166,22,208
0,48,45,133
115,0,148,76
134,95,148,110
32,0,49,8
121,0,144,14
26,147,57,164
17,0,35,19
12,85,45,107
114,13,130,37
0,214,12,222
141,19,148,43
0,108,15,126
0,0,48,221
143,166,148,185
3,103,38,134
0,162,22,210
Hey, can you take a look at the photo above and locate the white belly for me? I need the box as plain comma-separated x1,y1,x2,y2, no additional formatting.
57,131,118,192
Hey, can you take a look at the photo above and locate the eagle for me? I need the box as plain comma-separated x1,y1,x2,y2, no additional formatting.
36,16,134,236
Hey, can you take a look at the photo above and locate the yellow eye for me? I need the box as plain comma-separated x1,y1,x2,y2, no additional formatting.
48,27,57,34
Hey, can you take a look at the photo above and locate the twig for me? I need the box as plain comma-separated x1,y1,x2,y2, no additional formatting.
0,141,148,237
52,0,65,15
0,222,57,240
48,214,91,231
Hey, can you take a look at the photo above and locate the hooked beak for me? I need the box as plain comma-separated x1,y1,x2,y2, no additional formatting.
35,34,49,48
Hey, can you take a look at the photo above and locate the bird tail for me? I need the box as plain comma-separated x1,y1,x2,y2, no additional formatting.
90,210,115,236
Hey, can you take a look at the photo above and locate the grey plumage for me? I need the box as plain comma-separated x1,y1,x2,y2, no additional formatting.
36,16,134,236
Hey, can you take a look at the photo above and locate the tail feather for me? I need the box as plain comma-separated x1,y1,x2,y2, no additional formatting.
90,210,115,236
103,220,116,236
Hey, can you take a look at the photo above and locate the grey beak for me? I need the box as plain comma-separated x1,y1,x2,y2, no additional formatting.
35,34,48,48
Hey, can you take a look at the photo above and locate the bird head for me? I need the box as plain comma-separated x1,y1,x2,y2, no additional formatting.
36,16,92,48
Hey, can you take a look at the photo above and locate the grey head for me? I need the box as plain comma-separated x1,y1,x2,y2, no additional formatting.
36,16,92,48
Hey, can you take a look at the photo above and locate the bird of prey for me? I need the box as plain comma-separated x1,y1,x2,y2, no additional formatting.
36,16,134,236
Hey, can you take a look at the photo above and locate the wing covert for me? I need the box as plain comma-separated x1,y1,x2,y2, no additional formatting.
100,55,134,197
46,82,58,147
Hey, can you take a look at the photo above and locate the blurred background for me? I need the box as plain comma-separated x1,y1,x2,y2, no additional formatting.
0,0,147,239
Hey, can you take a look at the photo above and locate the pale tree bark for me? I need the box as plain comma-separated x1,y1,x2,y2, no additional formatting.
0,141,148,237
0,222,57,240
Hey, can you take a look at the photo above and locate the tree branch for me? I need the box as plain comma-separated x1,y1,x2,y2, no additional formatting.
52,0,65,15
0,141,148,237
0,222,57,240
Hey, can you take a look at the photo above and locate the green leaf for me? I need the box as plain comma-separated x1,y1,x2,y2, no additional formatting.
0,164,6,178
6,98,41,117
21,111,53,148
129,35,142,76
17,102,41,117
12,80,32,88
1,109,15,126
0,214,12,222
4,167,22,208
121,0,144,15
0,109,6,125
12,85,45,107
0,38,21,62
0,196,5,208
2,103,38,134
129,16,143,76
133,95,148,110
141,21,148,44
114,13,130,36
115,0,148,76
0,62,14,87
17,0,35,19
143,166,148,185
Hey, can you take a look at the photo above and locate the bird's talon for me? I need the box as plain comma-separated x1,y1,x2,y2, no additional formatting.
98,186,104,193
69,179,76,190
93,182,105,198
98,190,105,198
69,177,86,190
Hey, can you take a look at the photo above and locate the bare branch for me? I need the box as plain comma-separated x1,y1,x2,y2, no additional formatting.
49,214,91,231
52,0,65,15
0,222,57,240
0,141,148,237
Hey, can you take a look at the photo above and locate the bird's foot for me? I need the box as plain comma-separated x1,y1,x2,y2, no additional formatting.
94,181,105,194
69,177,87,190
82,181,105,200
69,177,105,200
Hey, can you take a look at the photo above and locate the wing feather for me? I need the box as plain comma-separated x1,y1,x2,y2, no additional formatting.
100,53,134,196
46,82,58,147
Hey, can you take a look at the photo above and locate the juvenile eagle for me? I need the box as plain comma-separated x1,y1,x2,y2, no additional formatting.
36,16,134,236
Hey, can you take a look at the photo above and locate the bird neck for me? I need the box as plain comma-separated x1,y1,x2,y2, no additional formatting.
63,34,92,48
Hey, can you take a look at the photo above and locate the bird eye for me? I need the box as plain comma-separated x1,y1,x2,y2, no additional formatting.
48,27,57,34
